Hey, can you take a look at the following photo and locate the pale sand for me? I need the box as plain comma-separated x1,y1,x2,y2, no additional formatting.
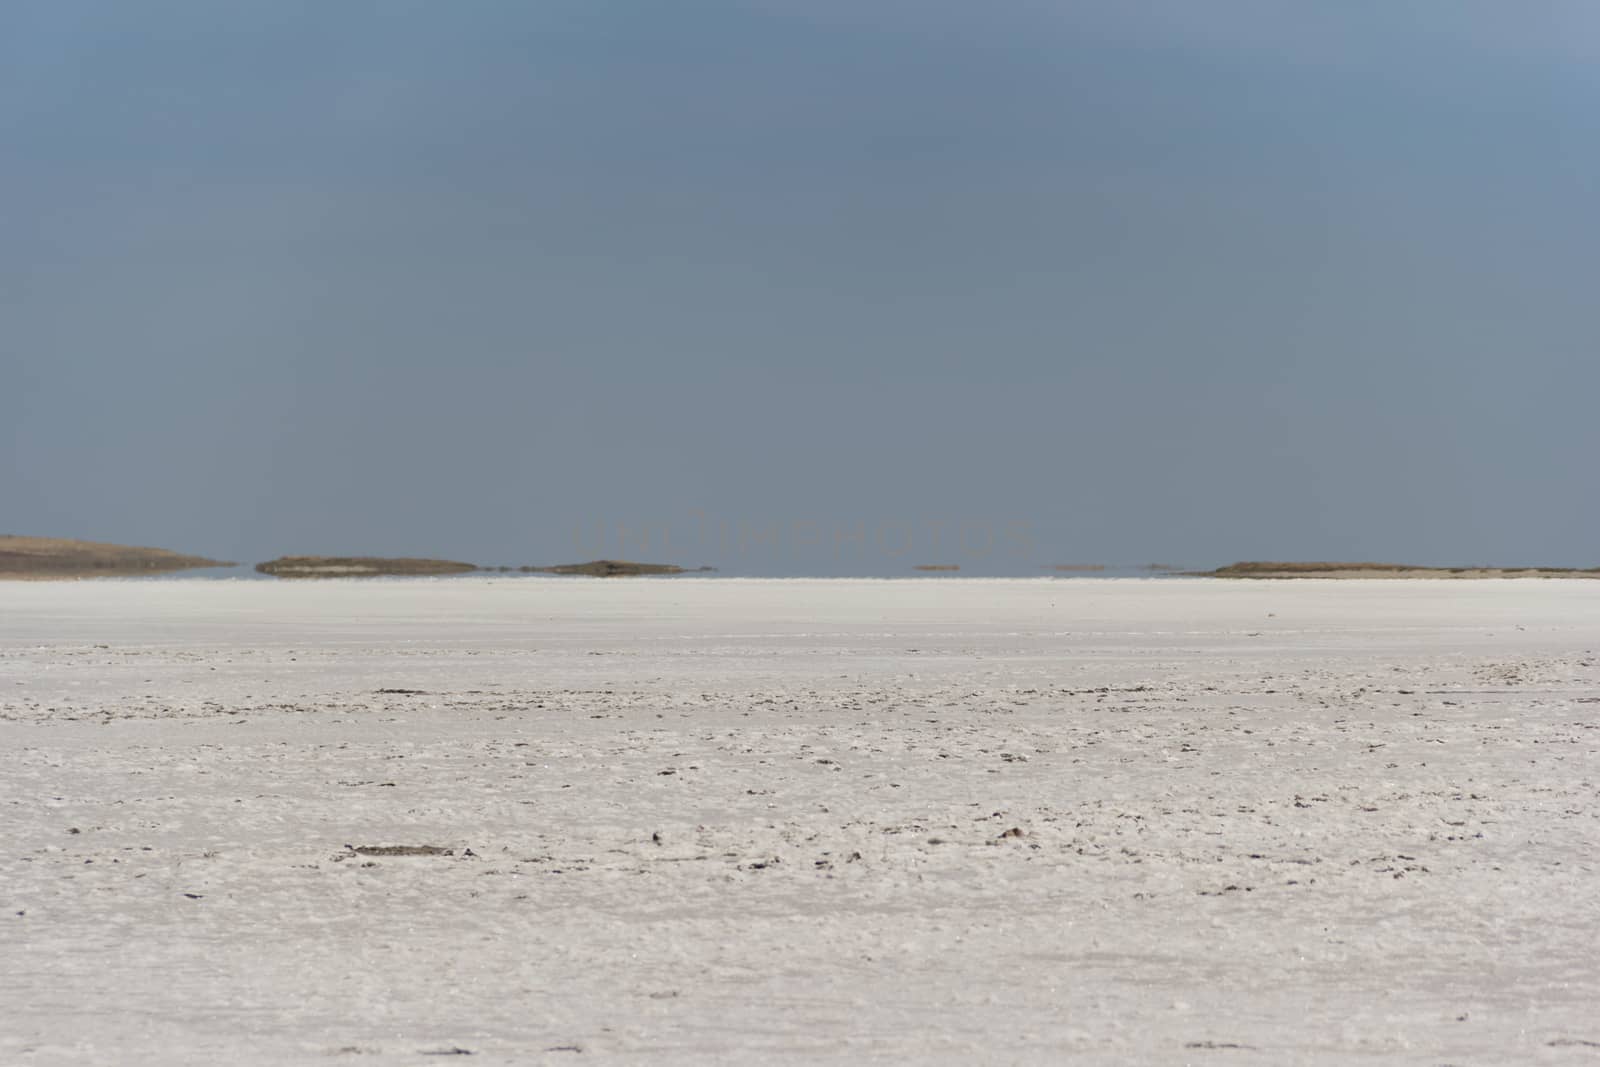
2,578,1597,1064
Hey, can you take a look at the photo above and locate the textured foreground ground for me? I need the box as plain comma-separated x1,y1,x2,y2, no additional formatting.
2,578,1597,1065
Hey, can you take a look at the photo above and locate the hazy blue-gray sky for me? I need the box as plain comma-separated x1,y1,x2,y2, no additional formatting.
4,1,1597,575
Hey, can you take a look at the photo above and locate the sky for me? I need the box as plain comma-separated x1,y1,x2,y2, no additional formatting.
3,1,1597,575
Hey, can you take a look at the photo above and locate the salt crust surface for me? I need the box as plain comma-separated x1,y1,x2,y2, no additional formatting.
2,578,1598,1064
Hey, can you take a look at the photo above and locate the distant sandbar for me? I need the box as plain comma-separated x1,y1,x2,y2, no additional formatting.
526,560,715,577
254,557,711,578
1203,561,1600,580
255,557,479,578
0,536,232,580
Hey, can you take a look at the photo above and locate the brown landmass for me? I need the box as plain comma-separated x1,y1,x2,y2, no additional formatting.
0,536,233,580
914,564,960,572
522,560,714,577
1203,561,1600,580
255,557,479,578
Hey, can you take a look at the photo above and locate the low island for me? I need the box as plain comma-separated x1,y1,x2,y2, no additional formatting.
1201,561,1600,580
521,560,715,577
0,536,233,579
253,557,712,578
255,557,479,578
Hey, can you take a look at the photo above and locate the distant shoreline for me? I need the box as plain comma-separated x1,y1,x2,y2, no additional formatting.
1197,561,1600,580
252,557,717,579
255,556,477,578
6,538,1598,581
0,535,232,580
